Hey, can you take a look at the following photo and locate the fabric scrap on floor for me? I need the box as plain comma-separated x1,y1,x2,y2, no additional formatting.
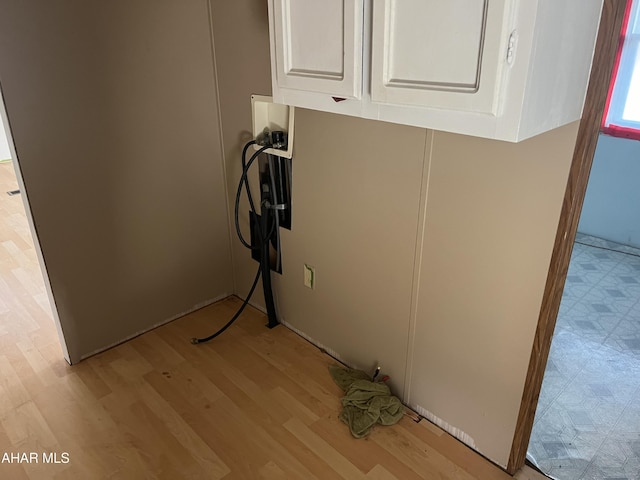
328,364,404,438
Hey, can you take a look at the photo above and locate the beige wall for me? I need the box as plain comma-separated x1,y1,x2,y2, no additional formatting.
211,0,578,468
0,0,233,362
410,125,577,465
270,112,576,467
276,110,427,398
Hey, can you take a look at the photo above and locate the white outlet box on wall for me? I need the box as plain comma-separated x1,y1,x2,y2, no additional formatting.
251,94,295,159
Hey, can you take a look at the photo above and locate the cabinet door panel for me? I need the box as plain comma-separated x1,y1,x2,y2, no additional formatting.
371,0,510,114
271,0,363,99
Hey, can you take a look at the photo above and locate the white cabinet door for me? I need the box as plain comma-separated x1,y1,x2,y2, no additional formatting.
270,0,364,99
371,0,511,114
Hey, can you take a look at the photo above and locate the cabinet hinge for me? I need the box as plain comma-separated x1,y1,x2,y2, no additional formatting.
506,30,518,65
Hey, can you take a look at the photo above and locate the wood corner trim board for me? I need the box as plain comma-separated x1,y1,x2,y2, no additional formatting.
506,0,628,474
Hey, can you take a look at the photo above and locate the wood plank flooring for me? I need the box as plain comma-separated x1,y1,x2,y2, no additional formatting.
0,161,545,479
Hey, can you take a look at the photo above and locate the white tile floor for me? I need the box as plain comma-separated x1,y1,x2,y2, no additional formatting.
528,234,640,480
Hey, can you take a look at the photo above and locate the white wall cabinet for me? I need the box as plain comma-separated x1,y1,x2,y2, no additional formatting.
270,0,363,99
370,0,509,115
267,0,604,142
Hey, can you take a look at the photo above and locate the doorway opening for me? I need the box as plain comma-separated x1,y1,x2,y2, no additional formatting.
0,87,68,363
527,137,640,478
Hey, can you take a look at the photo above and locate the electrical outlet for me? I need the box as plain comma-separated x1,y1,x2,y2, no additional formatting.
303,264,315,289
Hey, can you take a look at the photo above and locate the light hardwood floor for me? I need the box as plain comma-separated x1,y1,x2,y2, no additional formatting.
0,161,545,479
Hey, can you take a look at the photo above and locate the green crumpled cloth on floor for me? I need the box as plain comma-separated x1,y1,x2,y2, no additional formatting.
328,364,404,438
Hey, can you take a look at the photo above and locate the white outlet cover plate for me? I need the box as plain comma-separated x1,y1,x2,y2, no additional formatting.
303,264,314,289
